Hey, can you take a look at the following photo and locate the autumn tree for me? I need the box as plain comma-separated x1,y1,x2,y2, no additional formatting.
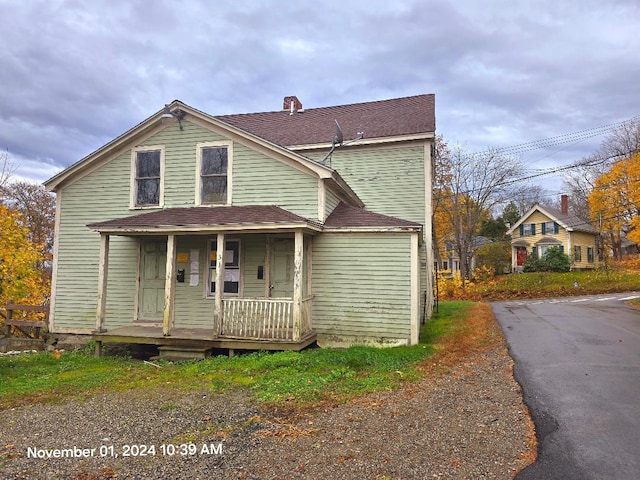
1,181,56,273
589,153,640,259
0,205,49,326
565,119,640,221
434,143,522,281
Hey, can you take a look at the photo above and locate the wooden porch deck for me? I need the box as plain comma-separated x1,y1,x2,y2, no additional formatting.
92,325,317,356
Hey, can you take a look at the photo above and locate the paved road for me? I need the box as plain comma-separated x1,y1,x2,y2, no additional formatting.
492,293,640,480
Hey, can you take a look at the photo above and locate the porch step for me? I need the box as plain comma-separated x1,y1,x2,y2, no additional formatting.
157,346,211,361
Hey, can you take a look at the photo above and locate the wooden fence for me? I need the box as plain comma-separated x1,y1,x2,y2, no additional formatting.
2,302,49,339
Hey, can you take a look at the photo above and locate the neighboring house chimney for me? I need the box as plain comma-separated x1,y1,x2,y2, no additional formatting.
561,194,568,215
283,96,302,114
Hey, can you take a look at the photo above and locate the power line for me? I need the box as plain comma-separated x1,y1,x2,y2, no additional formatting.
473,115,640,158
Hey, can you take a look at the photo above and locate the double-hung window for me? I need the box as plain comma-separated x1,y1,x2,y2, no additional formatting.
208,239,240,296
542,221,558,234
132,146,164,207
587,247,594,263
197,142,232,205
574,246,582,262
521,223,536,236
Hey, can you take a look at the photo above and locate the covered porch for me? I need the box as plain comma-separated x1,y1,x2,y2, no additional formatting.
87,206,320,356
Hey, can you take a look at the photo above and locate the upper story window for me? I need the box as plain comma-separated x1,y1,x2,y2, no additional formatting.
131,146,164,208
521,223,536,236
197,141,232,205
541,221,558,235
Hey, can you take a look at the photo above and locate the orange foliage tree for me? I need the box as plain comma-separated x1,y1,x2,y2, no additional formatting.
589,153,640,260
0,204,49,323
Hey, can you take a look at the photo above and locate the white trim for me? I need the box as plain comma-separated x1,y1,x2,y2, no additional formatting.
423,140,434,319
46,122,166,192
410,232,420,345
195,140,233,206
130,145,165,209
91,222,324,235
323,226,422,234
48,191,62,332
287,132,435,151
317,179,326,221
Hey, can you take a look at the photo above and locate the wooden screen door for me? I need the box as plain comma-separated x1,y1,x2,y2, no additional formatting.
138,239,167,322
270,238,294,297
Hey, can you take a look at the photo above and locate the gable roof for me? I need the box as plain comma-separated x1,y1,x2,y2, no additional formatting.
87,205,322,234
324,202,422,231
507,204,598,235
43,100,361,207
216,94,435,148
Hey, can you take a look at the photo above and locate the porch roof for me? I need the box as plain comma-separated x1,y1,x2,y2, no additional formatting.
87,205,323,234
324,202,422,232
535,236,563,245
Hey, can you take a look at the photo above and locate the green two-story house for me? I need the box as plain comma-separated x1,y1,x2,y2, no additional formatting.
44,94,435,355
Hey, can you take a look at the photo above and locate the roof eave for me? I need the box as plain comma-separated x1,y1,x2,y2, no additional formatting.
287,132,436,151
88,221,324,235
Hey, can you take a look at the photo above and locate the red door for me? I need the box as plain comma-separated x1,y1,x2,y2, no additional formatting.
516,247,527,267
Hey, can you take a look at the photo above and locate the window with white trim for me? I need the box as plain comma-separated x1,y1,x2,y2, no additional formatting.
132,147,163,207
197,142,232,205
542,221,557,234
522,223,536,236
574,246,582,262
208,239,240,296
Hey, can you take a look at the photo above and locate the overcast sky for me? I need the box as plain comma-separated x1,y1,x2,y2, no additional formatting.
1,0,638,196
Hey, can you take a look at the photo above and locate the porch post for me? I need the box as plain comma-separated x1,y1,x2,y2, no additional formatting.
95,233,109,333
292,229,303,341
163,234,177,336
305,235,312,297
214,233,225,335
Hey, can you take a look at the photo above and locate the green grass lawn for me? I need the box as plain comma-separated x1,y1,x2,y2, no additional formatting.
0,301,474,410
461,269,640,301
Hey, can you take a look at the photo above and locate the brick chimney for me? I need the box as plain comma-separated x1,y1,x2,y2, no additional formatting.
283,96,302,114
561,194,569,215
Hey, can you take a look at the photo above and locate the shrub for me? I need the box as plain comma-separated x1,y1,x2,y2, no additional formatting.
523,246,570,272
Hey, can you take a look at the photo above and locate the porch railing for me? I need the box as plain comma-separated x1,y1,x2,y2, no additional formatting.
221,296,313,341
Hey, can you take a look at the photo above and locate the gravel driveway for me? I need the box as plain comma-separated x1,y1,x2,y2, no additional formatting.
1,312,534,479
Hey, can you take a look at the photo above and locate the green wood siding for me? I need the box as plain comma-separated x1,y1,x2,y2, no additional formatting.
312,233,413,345
53,154,134,330
310,145,426,224
51,120,321,331
325,186,341,218
232,145,318,219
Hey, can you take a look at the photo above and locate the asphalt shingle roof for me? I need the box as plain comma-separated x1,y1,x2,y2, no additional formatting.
324,202,422,228
544,207,598,234
88,206,314,230
216,94,435,147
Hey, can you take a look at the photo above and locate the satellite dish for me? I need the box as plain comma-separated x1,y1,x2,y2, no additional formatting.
321,119,363,166
334,120,344,146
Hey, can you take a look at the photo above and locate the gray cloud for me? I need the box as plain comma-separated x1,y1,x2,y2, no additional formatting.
0,0,638,192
